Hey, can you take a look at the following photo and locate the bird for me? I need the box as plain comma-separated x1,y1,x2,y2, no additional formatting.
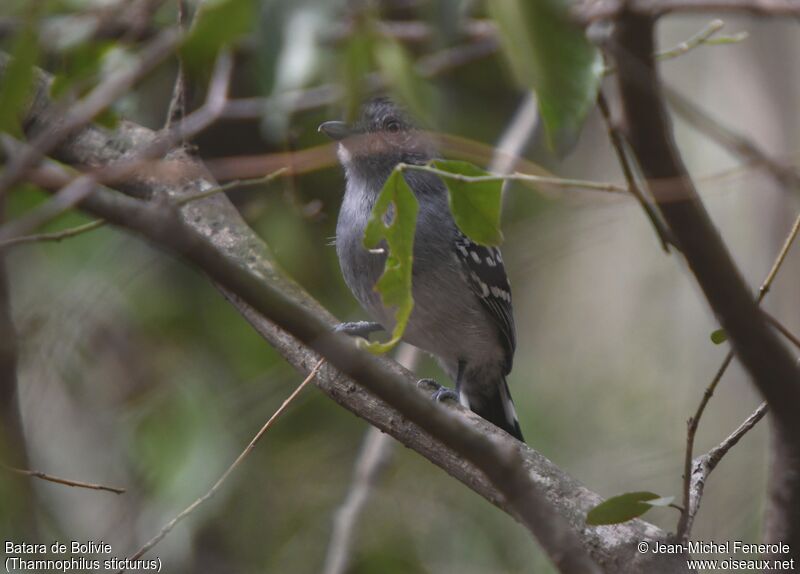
319,97,523,442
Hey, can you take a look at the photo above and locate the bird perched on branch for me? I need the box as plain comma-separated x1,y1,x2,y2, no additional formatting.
319,97,523,441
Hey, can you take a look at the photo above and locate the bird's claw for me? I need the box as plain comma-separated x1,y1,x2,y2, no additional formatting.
417,378,458,402
432,387,459,402
334,321,384,340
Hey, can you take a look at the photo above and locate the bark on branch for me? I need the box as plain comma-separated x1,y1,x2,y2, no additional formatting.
1,55,692,573
608,10,800,559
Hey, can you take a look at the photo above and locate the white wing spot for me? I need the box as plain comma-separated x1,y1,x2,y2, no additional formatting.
471,271,490,296
470,250,481,264
486,256,496,267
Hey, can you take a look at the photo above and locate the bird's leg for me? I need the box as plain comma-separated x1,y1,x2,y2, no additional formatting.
420,360,465,403
334,321,384,340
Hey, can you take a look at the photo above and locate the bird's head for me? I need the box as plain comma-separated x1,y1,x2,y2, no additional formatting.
319,97,435,181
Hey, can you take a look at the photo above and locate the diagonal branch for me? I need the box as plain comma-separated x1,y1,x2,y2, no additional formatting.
22,150,602,574
1,55,692,574
609,10,800,557
678,212,800,539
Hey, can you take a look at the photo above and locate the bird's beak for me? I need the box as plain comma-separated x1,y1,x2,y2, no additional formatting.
318,121,351,141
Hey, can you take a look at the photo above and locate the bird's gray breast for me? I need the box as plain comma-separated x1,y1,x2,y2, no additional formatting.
335,177,391,326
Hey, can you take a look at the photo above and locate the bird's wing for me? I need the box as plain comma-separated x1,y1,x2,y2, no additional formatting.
454,232,516,373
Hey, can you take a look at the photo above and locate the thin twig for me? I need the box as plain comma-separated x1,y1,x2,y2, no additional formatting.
668,88,800,190
705,402,769,470
596,89,674,251
1,462,125,494
602,19,746,76
685,401,769,536
0,169,286,250
0,53,236,246
764,311,800,352
0,29,180,199
164,0,189,131
759,214,800,300
677,212,800,539
116,359,324,573
0,219,106,249
397,162,627,194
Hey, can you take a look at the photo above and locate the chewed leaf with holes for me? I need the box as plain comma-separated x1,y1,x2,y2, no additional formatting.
362,170,419,354
586,491,670,525
431,160,503,246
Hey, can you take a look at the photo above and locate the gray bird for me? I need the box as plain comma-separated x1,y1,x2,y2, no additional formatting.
320,97,523,441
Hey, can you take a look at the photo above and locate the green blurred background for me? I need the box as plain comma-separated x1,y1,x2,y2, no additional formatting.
1,0,799,572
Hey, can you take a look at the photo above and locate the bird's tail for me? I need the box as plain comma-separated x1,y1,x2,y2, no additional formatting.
462,376,524,442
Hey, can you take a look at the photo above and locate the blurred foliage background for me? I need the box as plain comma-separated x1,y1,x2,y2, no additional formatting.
1,0,799,572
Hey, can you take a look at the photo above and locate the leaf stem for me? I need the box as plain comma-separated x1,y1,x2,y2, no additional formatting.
396,163,627,194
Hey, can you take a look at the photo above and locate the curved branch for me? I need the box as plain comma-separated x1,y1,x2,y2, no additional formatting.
2,56,691,574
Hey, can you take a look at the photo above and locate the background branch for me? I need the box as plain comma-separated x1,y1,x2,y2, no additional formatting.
0,462,125,494
609,10,800,556
0,54,692,572
577,0,800,24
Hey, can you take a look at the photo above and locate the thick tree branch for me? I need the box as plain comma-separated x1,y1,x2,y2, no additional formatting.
609,10,800,557
0,57,693,573
21,146,603,574
577,0,800,24
678,212,800,539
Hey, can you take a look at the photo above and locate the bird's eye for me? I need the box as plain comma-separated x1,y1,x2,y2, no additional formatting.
385,120,401,133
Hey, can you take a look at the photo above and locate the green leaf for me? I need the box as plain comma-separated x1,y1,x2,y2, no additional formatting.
340,31,375,122
710,329,727,345
487,0,602,151
431,160,503,246
643,495,675,508
0,24,39,135
361,170,419,354
180,0,254,74
586,491,663,525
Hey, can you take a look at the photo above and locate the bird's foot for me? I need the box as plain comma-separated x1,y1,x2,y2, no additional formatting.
417,378,458,402
334,321,384,340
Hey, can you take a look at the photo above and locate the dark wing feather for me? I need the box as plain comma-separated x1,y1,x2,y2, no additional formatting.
454,232,516,373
